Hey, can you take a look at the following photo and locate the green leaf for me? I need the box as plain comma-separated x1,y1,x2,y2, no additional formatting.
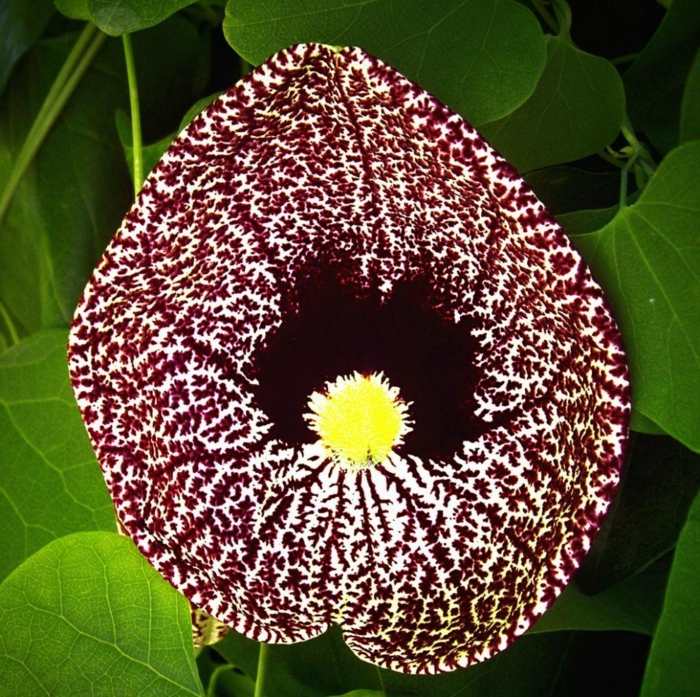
526,166,619,214
530,560,668,636
558,205,663,436
558,205,620,236
0,531,204,696
0,331,115,582
52,0,89,19
573,141,700,452
680,49,700,143
481,35,625,172
624,0,700,153
640,490,700,697
0,33,131,332
0,0,54,95
629,410,666,435
223,0,547,126
577,434,700,592
178,91,221,131
55,0,198,35
0,18,209,333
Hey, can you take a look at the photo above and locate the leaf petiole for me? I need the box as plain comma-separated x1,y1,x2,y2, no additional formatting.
121,34,144,195
0,24,105,223
0,299,20,346
254,642,268,697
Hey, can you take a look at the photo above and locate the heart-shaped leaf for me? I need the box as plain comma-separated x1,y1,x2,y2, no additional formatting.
223,0,546,125
0,531,204,696
0,331,114,582
54,0,198,35
482,35,625,172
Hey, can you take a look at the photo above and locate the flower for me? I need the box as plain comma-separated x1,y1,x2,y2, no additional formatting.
68,43,630,674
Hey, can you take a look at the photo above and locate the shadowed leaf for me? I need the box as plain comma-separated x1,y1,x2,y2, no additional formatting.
640,490,700,697
482,35,625,172
55,0,198,35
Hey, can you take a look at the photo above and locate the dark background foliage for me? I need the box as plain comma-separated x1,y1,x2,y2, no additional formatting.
0,1,698,696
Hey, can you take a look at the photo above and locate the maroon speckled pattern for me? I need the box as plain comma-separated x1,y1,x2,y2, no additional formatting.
68,44,630,673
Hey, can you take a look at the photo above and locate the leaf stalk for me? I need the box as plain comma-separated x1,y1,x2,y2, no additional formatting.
121,34,144,195
0,24,105,224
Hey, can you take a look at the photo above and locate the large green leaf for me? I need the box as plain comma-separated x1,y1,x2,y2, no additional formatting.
54,0,198,35
482,35,625,172
640,490,700,697
573,141,700,452
0,531,204,696
0,18,209,334
0,331,114,582
223,0,546,126
578,435,700,591
624,0,700,153
0,0,54,94
680,49,700,143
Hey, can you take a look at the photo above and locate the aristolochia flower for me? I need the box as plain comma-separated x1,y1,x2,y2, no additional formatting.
68,43,630,674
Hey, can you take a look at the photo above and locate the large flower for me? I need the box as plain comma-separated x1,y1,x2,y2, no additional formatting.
68,43,630,674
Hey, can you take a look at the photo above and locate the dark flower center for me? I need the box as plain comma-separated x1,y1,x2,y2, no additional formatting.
254,272,512,460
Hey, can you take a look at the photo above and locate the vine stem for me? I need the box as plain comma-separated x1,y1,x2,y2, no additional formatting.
121,34,143,195
0,25,105,223
530,0,559,33
206,664,235,697
254,642,269,697
0,299,20,346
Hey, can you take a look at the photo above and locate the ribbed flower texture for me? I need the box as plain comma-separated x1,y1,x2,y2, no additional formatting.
68,43,631,674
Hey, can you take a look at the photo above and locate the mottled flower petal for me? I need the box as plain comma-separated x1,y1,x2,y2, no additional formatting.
68,43,630,674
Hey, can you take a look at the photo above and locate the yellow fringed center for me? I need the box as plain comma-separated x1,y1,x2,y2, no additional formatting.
306,372,411,468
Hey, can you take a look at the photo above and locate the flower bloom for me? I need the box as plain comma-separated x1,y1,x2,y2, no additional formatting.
68,44,630,674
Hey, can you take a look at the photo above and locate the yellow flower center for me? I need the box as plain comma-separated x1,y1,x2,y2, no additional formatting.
306,372,411,468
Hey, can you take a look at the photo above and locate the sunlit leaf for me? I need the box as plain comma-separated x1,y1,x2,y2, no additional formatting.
0,531,204,696
223,0,546,125
0,331,114,582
